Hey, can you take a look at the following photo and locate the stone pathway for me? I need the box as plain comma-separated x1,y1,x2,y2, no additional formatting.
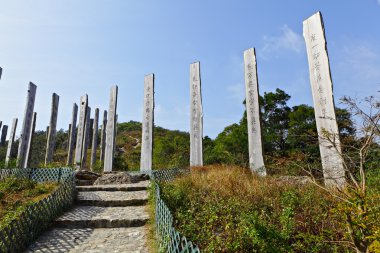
26,180,151,253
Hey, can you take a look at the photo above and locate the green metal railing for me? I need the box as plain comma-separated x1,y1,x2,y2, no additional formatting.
152,169,200,253
0,168,76,253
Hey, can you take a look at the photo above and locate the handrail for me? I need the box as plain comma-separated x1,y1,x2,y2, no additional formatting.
152,168,200,253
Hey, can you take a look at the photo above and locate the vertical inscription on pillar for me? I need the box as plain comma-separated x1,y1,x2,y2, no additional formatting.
140,74,154,171
100,110,107,162
244,48,266,176
303,12,345,188
45,93,60,165
75,95,88,165
104,86,118,172
190,62,203,167
17,82,37,168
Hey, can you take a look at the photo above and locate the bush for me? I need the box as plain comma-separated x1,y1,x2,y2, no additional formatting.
159,165,376,252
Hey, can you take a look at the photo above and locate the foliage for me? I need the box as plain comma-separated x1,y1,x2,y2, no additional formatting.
0,176,58,225
159,166,360,253
302,95,380,253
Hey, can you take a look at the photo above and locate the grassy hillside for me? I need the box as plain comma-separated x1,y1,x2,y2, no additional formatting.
159,165,380,252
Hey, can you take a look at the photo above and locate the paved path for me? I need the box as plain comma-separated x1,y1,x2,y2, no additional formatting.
26,181,151,253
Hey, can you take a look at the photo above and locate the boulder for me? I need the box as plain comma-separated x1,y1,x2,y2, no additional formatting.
94,172,150,185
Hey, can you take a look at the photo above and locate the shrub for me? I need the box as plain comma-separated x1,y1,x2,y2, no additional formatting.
159,165,370,252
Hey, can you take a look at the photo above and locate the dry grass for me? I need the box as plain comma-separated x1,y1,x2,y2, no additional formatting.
160,165,350,252
0,177,58,224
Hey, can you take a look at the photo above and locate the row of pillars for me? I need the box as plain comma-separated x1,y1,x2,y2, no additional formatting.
0,79,118,171
0,12,346,188
139,11,346,189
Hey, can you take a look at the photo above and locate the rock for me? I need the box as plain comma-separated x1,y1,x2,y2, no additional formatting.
75,170,101,181
94,172,150,185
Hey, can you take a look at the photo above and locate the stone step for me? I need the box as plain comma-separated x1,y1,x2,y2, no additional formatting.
55,206,149,228
76,190,148,206
76,179,94,186
76,180,150,192
26,227,149,252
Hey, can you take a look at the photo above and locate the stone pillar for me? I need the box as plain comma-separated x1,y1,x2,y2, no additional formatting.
244,48,266,176
67,124,72,151
90,108,99,170
0,125,8,146
190,62,203,167
0,121,2,131
81,107,91,170
45,93,60,165
67,103,78,165
17,82,37,168
0,67,2,80
24,112,37,168
303,12,346,188
104,85,118,172
114,114,118,153
5,118,18,166
75,95,88,166
100,110,107,162
140,74,154,171
89,119,94,148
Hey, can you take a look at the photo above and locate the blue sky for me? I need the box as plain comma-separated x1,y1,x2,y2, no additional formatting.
0,1,379,139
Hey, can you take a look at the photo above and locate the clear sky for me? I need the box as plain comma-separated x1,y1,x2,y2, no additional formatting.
0,1,379,139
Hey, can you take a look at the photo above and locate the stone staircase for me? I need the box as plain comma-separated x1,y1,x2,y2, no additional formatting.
26,180,151,253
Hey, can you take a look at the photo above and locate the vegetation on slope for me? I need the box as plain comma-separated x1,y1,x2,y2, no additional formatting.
159,165,380,253
0,177,58,227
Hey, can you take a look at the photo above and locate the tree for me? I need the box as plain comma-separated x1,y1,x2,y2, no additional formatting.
260,88,291,155
303,96,380,253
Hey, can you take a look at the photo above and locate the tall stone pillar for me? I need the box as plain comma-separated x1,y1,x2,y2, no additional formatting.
75,95,88,166
17,82,37,168
104,86,118,172
190,62,203,167
67,103,78,165
45,93,60,165
0,122,2,131
303,12,346,188
100,110,107,162
1,125,8,146
5,118,18,166
140,74,154,171
90,108,99,170
244,48,266,176
81,107,91,170
0,67,2,80
24,112,37,168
